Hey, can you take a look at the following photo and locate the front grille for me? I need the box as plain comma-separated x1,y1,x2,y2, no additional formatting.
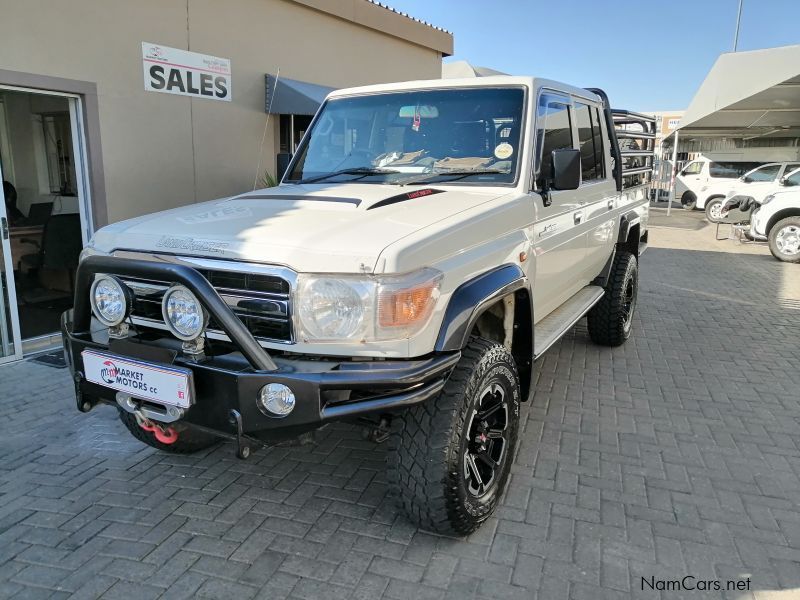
122,269,292,343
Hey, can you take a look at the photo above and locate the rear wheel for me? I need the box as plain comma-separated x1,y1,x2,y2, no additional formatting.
681,191,697,210
388,337,520,535
768,217,800,263
588,251,638,347
705,198,726,223
118,409,220,453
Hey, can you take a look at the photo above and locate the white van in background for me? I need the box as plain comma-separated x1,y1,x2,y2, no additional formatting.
701,162,800,222
675,158,764,209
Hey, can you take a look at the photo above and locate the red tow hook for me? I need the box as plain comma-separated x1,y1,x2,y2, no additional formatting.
135,411,179,444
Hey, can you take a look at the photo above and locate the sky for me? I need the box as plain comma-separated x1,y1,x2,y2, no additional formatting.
384,0,800,112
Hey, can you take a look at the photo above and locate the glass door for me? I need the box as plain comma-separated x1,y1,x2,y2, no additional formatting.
0,159,23,363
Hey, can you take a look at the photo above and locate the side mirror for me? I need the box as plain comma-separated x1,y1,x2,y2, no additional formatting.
551,149,581,191
779,176,787,186
742,175,752,183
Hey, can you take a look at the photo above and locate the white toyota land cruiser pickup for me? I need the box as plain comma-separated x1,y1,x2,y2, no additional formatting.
62,77,654,534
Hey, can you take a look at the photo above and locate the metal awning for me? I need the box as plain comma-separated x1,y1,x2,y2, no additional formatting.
673,44,800,140
265,74,336,116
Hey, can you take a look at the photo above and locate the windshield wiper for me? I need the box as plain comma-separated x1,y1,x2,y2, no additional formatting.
293,167,400,185
399,169,507,186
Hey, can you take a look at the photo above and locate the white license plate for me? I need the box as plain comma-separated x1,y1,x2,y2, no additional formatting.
82,350,192,408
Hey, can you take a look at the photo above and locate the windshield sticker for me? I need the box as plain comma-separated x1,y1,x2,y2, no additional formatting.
494,143,514,160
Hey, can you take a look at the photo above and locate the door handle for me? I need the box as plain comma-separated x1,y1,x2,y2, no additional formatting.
607,199,614,210
573,211,583,225
1,217,7,240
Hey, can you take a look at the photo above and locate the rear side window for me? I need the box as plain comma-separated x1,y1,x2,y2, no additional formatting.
784,169,800,186
574,103,605,182
709,161,762,178
536,96,573,187
746,164,781,181
683,161,703,175
784,163,800,175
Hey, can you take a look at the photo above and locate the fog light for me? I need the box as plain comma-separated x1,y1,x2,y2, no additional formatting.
258,383,295,417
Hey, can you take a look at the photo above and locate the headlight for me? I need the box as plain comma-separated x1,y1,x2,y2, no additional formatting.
90,275,129,327
296,268,442,343
761,194,775,205
162,285,208,341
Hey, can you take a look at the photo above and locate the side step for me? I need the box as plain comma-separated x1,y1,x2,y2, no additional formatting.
533,286,605,358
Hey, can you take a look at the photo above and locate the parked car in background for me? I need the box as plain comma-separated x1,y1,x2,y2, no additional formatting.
750,189,800,262
675,157,764,210
702,162,800,223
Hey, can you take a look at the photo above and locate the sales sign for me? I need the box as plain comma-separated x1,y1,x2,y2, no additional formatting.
142,42,231,101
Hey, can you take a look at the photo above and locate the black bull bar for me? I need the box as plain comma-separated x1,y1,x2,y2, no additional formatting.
64,255,460,445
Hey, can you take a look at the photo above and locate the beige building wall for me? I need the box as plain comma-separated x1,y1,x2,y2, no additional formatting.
0,0,449,224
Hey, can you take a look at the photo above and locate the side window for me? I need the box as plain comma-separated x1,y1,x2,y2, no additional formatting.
536,96,573,188
746,164,781,182
574,102,604,182
784,163,800,176
784,169,800,186
683,161,703,175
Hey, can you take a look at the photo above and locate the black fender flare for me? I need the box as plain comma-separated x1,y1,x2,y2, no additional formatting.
435,264,530,352
618,211,641,244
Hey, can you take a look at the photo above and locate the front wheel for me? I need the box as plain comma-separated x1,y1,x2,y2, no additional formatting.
768,217,800,263
587,251,638,347
681,191,697,210
705,198,726,223
388,338,521,535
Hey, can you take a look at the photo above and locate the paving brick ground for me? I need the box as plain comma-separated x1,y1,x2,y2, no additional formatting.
1,210,799,599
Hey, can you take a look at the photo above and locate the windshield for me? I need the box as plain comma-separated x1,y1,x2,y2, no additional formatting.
285,87,525,185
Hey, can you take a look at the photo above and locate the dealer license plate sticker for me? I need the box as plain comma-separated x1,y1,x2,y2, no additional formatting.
81,350,192,408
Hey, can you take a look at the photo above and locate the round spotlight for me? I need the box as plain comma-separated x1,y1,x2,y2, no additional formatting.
162,285,207,341
258,383,296,417
90,275,130,327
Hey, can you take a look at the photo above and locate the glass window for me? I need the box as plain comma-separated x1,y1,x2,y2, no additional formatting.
536,97,573,187
745,164,781,182
286,87,525,185
682,161,703,175
784,163,800,175
574,103,604,182
784,168,800,186
709,161,762,178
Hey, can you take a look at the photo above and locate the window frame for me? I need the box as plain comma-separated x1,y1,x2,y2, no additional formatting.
283,85,529,188
572,100,606,185
531,90,575,192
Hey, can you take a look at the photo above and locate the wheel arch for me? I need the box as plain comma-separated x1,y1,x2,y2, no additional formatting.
435,264,534,401
766,207,800,235
699,194,725,210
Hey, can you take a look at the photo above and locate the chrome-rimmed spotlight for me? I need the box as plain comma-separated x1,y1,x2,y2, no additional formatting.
90,275,130,327
161,285,208,341
257,383,296,417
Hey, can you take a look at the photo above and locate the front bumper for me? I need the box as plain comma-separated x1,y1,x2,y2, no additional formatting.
64,255,459,444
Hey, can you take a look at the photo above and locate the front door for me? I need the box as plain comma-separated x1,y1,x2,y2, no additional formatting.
0,160,23,364
529,92,588,322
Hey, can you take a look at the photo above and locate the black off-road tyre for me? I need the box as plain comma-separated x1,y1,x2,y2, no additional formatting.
118,409,219,453
588,251,638,347
388,337,521,535
681,191,697,210
768,216,800,263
